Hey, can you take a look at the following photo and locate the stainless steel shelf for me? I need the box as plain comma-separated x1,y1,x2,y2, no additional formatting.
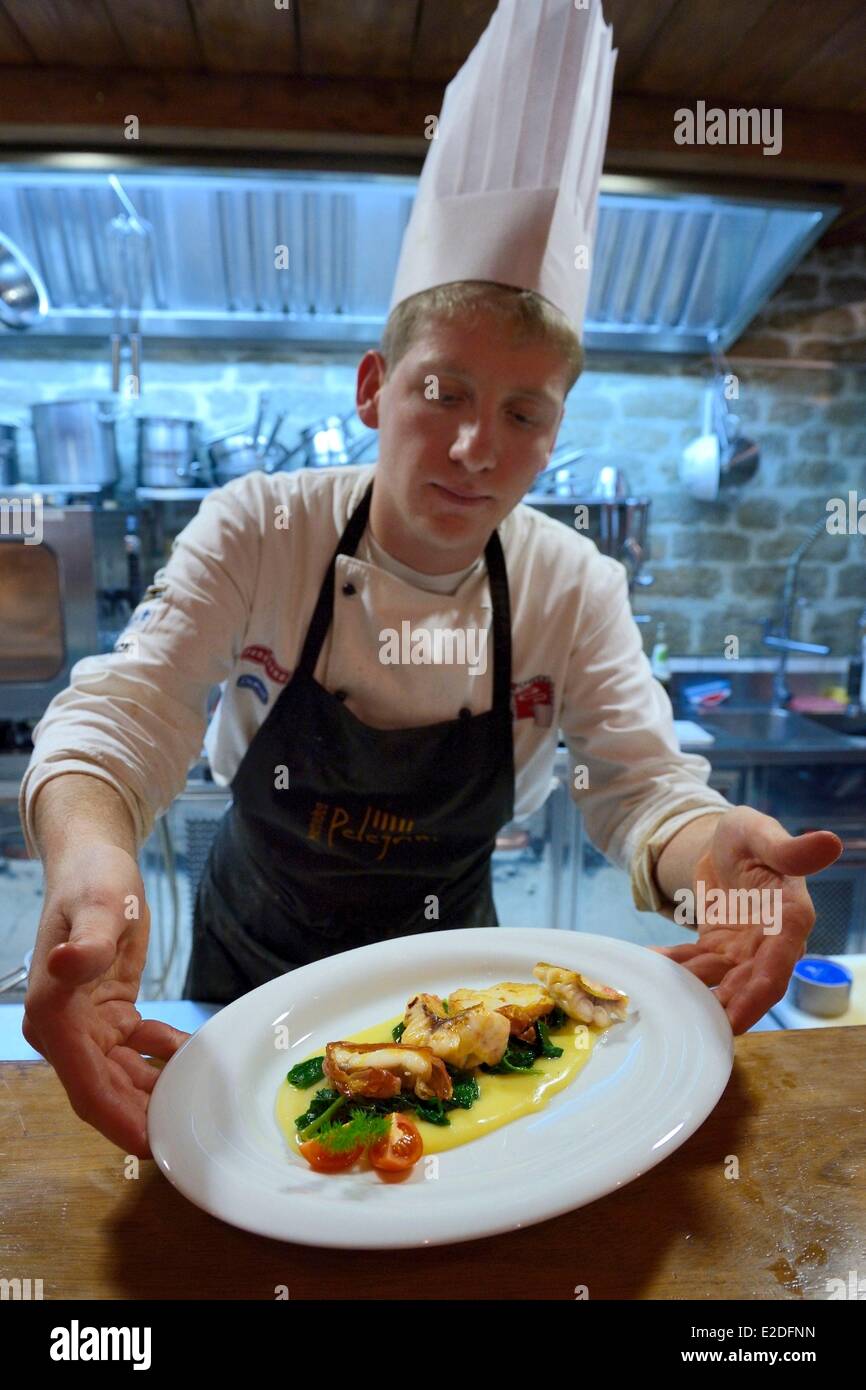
0,481,107,496
136,487,212,501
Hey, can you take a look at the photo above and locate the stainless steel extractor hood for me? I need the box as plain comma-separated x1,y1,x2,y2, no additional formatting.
0,160,840,353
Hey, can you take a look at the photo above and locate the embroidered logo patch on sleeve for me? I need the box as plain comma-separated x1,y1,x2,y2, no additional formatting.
236,673,269,704
511,675,554,727
240,644,290,684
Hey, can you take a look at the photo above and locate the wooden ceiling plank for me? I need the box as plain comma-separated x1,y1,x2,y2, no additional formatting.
298,0,419,80
411,0,494,83
600,0,682,90
190,0,298,74
775,7,866,109
0,2,37,63
634,0,778,96
699,0,866,107
1,0,127,67
100,0,201,71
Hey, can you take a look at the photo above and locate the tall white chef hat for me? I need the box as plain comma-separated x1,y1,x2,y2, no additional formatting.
389,0,616,340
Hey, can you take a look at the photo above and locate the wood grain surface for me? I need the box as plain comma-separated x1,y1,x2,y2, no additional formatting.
1,1026,864,1300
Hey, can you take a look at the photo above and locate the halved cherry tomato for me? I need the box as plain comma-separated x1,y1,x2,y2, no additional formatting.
368,1113,423,1171
298,1138,363,1173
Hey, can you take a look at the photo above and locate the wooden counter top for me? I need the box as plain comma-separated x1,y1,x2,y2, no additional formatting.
1,1026,864,1300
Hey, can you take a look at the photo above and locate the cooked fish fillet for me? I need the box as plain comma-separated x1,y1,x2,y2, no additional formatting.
448,982,555,1043
533,961,628,1030
401,992,510,1068
323,1040,453,1101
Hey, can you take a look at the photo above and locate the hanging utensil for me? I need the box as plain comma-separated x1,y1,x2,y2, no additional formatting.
105,177,152,398
709,337,760,490
106,214,152,396
679,384,721,500
0,232,48,330
126,219,150,397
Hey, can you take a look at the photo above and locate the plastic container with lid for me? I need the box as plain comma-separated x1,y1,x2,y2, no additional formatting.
789,956,853,1018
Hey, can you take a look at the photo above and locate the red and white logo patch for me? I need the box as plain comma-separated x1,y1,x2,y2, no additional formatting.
511,675,554,727
240,644,290,685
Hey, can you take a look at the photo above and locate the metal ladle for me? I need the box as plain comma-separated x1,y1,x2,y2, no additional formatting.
0,232,48,330
709,338,760,489
106,176,152,396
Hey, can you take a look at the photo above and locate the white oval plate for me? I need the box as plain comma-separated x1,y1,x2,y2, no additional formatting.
148,927,733,1249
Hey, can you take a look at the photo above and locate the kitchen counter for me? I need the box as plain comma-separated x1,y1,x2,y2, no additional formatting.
2,1026,864,1300
673,707,866,767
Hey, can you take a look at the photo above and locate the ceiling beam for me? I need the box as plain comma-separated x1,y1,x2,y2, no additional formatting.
0,67,863,187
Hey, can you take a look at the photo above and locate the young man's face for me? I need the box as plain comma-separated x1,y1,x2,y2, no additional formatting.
356,309,569,572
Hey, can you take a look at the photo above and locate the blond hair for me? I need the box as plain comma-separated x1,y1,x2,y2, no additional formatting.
380,280,584,396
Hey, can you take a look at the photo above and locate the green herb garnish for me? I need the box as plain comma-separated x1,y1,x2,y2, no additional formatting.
312,1108,391,1153
295,1088,346,1139
411,1095,450,1126
536,1019,564,1059
447,1074,480,1109
287,1056,325,1089
481,1042,538,1074
391,1020,406,1042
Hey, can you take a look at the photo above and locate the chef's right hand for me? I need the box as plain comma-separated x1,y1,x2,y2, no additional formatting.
22,844,190,1159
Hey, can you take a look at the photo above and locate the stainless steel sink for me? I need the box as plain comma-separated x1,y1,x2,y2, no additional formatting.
693,706,856,746
798,709,866,737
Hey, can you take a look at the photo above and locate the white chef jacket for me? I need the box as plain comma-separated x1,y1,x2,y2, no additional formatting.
19,463,731,914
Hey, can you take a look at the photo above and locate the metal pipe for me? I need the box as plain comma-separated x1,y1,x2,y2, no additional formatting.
764,515,834,708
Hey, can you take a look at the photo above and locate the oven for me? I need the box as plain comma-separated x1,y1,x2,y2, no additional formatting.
0,502,99,722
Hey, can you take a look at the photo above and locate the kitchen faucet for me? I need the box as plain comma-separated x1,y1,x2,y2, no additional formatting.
761,516,830,710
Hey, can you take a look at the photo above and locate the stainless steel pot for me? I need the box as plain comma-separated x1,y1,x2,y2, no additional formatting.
208,431,292,486
527,490,653,593
137,416,206,488
296,410,377,468
0,424,18,486
32,399,119,487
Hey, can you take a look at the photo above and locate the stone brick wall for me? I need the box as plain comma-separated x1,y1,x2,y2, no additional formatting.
0,240,863,661
559,240,866,659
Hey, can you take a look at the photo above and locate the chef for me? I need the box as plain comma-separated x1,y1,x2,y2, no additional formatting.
21,0,841,1158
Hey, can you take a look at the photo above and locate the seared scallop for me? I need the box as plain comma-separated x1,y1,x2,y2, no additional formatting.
533,962,628,1030
448,982,555,1043
323,1040,453,1102
401,992,510,1069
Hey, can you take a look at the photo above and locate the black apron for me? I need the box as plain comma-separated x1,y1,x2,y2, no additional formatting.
182,478,515,1004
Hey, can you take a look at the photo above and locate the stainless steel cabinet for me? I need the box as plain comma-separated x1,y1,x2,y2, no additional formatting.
491,748,581,932
139,782,230,999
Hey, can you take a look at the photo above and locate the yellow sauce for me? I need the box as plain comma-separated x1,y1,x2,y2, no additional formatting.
275,1010,600,1158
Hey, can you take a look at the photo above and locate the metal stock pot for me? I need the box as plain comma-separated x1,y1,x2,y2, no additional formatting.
137,416,206,487
0,423,18,485
31,399,120,487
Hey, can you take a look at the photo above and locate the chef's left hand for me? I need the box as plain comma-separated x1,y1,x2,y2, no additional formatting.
650,806,843,1035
